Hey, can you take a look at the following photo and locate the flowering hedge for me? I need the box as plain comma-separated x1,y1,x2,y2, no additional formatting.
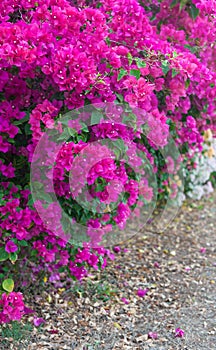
0,0,215,323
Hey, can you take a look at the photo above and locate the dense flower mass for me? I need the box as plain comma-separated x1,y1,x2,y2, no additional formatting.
0,0,215,323
0,292,25,323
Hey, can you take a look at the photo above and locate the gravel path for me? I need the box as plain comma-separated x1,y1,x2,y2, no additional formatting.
2,193,216,350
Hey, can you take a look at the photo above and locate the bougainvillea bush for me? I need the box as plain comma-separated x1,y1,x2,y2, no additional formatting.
0,0,215,323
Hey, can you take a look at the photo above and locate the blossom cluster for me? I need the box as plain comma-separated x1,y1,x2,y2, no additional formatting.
0,0,215,323
0,292,25,323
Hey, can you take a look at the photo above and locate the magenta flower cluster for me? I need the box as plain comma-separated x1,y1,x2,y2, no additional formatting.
0,0,215,324
0,292,25,323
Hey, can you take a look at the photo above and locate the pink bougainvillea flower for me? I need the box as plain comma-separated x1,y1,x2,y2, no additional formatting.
185,266,191,272
24,306,35,315
148,332,158,339
33,317,45,327
115,265,121,269
154,261,160,268
0,292,25,323
5,240,18,253
175,328,185,338
48,329,59,334
137,288,148,297
133,78,154,102
113,246,121,253
121,297,130,304
200,247,206,253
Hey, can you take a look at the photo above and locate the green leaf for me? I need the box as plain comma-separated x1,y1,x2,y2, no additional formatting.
27,197,34,207
57,129,70,142
96,2,102,8
68,127,76,137
0,197,5,206
0,92,4,102
0,248,9,262
13,113,30,125
113,139,127,153
190,4,200,19
184,44,197,54
180,0,187,10
9,252,18,263
161,60,170,75
203,103,208,113
84,89,91,95
24,123,32,135
80,121,89,132
117,68,128,81
130,69,140,80
19,240,28,247
37,192,53,203
113,148,121,159
115,93,123,102
127,53,133,66
172,68,179,77
91,111,103,125
58,118,69,127
106,63,113,69
30,249,37,257
185,78,190,88
58,267,65,273
2,278,14,292
98,255,104,267
173,51,178,58
32,181,43,190
122,112,136,125
105,37,111,46
170,0,178,8
150,14,156,21
135,58,146,68
51,91,65,101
